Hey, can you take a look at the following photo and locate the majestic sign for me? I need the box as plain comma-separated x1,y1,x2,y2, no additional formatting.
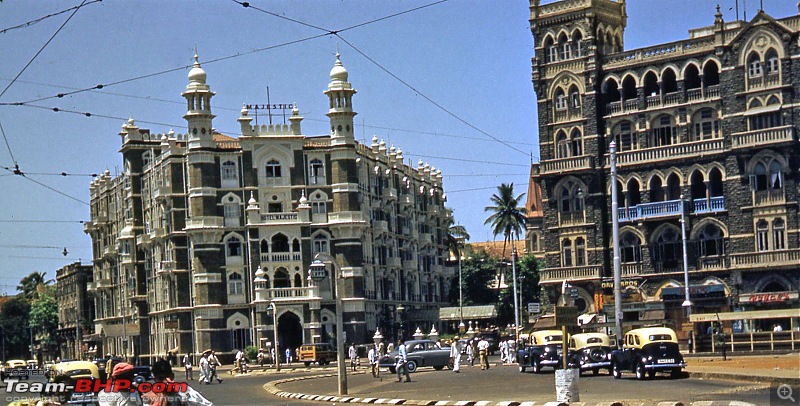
739,291,798,304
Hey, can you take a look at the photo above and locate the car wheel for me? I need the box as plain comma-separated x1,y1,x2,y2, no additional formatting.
518,364,526,373
612,362,621,379
532,360,541,374
406,361,418,373
304,362,311,367
388,366,396,374
670,368,682,379
635,362,646,380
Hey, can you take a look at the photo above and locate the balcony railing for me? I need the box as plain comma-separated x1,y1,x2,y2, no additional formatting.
185,217,224,228
96,278,113,290
731,125,795,150
419,233,433,244
558,211,585,226
267,287,314,300
605,138,724,167
260,252,302,263
619,199,683,222
621,263,643,277
730,249,800,269
695,256,726,271
693,196,725,213
403,260,417,270
373,220,388,233
753,189,786,206
153,185,171,200
541,155,594,174
747,73,781,90
540,265,602,283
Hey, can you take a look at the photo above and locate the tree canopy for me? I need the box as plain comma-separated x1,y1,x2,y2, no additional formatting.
484,183,527,258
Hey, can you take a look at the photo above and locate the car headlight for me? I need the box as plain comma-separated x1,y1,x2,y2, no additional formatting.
544,347,551,353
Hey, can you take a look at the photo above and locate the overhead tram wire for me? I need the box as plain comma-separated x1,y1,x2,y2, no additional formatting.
0,219,86,224
402,152,528,167
0,0,103,35
1,166,89,206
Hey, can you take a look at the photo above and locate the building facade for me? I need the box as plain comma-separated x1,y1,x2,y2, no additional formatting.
527,0,800,339
55,261,95,360
84,54,454,362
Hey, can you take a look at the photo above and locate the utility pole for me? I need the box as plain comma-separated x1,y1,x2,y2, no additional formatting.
610,141,623,343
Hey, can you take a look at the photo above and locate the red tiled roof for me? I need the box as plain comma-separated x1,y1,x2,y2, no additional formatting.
468,240,526,260
213,133,240,150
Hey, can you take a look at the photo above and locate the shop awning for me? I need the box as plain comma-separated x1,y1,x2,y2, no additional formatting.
101,323,140,337
690,308,800,323
577,313,597,326
439,305,497,321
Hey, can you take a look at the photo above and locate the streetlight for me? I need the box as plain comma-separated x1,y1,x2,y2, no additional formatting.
511,246,520,341
458,251,464,333
269,302,280,372
680,195,693,316
254,266,279,372
396,304,405,342
610,140,623,343
311,254,347,396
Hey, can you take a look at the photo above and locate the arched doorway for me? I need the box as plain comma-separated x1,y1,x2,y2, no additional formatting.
277,311,303,361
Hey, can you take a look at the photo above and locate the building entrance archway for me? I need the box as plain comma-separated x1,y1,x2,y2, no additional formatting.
278,311,303,359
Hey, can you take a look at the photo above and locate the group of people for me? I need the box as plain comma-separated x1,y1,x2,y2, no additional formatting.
98,356,212,406
182,350,224,384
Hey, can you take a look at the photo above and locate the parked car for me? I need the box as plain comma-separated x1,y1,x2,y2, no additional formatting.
610,327,686,380
46,360,100,405
378,339,451,373
567,332,614,375
93,356,124,381
517,330,563,373
2,359,29,380
298,343,337,366
26,359,39,371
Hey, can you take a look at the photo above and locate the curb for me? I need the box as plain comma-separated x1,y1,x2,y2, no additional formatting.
263,372,757,406
687,370,800,385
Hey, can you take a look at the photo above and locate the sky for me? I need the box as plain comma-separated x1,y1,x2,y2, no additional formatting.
0,0,795,294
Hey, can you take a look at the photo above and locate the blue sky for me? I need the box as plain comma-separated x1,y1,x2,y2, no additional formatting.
0,0,795,293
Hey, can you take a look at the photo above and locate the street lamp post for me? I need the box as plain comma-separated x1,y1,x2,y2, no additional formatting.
610,141,623,343
458,253,464,332
397,304,405,342
511,246,520,340
680,195,693,316
312,254,347,396
270,302,280,372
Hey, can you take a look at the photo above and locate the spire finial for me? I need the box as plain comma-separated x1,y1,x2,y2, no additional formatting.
336,43,340,59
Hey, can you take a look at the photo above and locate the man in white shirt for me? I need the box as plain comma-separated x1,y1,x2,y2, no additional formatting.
477,338,490,370
348,343,358,372
449,337,462,373
396,339,411,382
367,344,379,377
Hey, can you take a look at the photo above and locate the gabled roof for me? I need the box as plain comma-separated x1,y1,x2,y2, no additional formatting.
468,240,526,259
212,133,240,150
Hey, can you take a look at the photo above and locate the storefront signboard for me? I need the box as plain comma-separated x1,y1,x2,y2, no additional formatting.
739,291,798,304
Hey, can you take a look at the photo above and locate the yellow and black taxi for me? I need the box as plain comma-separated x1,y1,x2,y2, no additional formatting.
567,332,614,375
517,329,563,373
610,327,686,380
46,360,101,404
1,359,29,380
298,343,337,366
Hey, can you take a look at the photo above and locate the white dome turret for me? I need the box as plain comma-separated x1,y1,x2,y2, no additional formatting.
188,53,207,85
329,52,348,83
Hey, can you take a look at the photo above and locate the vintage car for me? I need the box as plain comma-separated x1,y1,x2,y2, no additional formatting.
46,360,101,405
298,343,337,366
518,330,563,373
378,339,451,373
610,327,686,380
566,332,614,375
2,359,29,380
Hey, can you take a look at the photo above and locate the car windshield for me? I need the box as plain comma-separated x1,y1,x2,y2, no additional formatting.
649,334,673,341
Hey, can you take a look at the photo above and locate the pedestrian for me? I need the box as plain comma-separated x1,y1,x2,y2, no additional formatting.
395,339,411,382
199,352,211,384
466,340,475,367
105,353,114,381
270,347,276,367
507,339,516,363
368,344,378,377
349,343,358,371
257,349,265,367
378,341,385,358
98,362,142,406
450,336,462,373
182,352,193,380
285,347,293,365
235,348,244,372
477,337,490,370
208,351,223,383
387,342,395,353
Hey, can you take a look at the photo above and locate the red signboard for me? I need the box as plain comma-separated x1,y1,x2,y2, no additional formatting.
740,291,798,304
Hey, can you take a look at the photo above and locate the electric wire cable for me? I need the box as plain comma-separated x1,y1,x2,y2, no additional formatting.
0,0,102,35
1,166,89,206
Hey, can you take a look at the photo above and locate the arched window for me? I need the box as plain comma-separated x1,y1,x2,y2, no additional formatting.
222,160,237,180
223,199,241,227
614,121,637,151
228,272,243,295
226,236,242,257
603,78,621,104
569,85,581,109
653,228,681,272
662,68,678,93
651,115,676,147
649,176,664,202
703,61,720,86
273,268,290,288
626,179,641,207
560,186,571,213
621,232,642,263
693,108,720,140
271,233,289,252
575,237,586,266
562,239,573,267
572,30,583,57
294,273,303,288
621,76,637,100
266,159,281,178
643,71,659,97
684,64,701,90
666,173,681,200
756,220,769,251
142,151,152,167
544,36,557,62
555,88,568,110
556,130,570,158
309,158,325,184
570,128,583,156
747,52,763,77
752,162,768,191
769,161,783,190
292,239,300,252
709,168,724,197
765,49,779,75
773,218,785,250
312,234,329,256
698,224,723,257
558,33,571,60
260,239,269,254
749,97,782,130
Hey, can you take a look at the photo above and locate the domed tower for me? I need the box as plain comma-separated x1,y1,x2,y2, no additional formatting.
324,52,357,147
183,53,216,150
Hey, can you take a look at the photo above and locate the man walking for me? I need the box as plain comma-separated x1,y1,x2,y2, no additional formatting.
477,337,490,370
450,336,462,373
396,339,411,382
368,344,379,378
349,343,358,372
182,352,193,380
199,352,210,384
208,351,223,383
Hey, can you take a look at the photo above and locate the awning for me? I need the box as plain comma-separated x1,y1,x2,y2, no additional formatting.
531,316,556,329
406,308,439,322
640,309,666,321
577,313,597,326
743,103,781,116
101,323,140,337
690,308,800,323
438,305,497,321
662,284,726,300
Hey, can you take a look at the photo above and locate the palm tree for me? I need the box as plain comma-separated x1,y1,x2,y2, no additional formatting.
17,271,51,300
484,183,527,258
444,217,471,260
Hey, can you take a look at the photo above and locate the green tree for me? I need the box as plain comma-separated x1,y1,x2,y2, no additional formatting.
496,253,542,325
456,248,499,306
30,285,59,344
483,183,527,258
0,295,32,358
17,271,50,300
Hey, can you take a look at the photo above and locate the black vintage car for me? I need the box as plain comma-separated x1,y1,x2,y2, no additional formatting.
518,330,563,373
566,332,614,375
378,340,451,373
610,327,686,380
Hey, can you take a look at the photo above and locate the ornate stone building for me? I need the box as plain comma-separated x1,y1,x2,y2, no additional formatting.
84,54,453,362
527,0,800,337
55,261,95,360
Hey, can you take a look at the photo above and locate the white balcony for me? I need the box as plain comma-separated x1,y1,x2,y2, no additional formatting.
419,233,433,244
266,287,316,302
96,278,113,290
373,220,388,233
153,185,171,200
604,138,724,168
384,188,398,201
400,194,413,206
730,249,800,270
260,252,302,263
753,189,786,206
403,260,417,271
541,155,593,174
185,217,224,229
540,265,601,284
731,125,794,150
